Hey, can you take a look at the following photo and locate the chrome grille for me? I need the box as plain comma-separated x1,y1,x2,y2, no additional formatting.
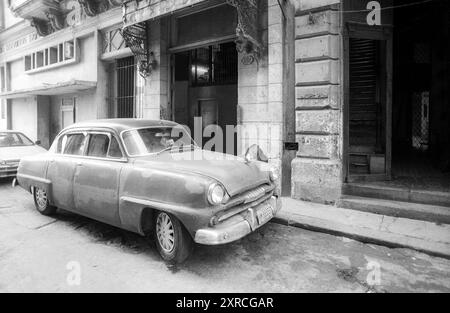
213,184,275,225
225,184,274,209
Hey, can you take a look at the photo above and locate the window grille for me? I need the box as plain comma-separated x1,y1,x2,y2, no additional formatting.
116,56,136,118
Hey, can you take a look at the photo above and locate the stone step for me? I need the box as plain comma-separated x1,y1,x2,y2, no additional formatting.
338,195,450,224
275,198,450,259
343,183,450,207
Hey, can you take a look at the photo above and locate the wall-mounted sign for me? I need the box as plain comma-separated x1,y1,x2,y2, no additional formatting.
0,32,39,54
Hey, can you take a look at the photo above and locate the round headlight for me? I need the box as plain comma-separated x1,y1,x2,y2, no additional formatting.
0,160,6,165
270,167,279,181
208,183,225,205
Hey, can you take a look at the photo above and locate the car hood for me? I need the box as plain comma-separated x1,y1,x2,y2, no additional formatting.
133,150,271,196
0,145,47,161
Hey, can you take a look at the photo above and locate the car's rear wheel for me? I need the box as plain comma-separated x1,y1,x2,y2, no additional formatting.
33,187,56,216
154,211,193,263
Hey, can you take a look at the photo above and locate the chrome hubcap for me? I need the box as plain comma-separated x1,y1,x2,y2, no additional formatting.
156,213,175,253
35,188,47,210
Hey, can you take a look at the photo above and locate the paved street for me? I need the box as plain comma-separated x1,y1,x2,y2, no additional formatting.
0,178,449,293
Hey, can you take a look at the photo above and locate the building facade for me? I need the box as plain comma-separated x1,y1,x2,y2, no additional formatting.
1,0,448,206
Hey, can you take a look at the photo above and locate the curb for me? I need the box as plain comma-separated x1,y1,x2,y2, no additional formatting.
271,198,450,260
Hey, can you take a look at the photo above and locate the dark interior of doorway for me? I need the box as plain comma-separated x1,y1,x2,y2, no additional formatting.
392,0,450,192
172,42,238,155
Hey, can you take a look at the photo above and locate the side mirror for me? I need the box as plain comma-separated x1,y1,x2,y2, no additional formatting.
244,144,269,163
35,140,41,145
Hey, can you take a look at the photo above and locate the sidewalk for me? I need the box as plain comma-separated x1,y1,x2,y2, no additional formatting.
273,198,450,259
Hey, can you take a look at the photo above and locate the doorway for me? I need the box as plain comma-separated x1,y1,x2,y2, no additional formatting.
391,0,450,192
345,27,392,183
345,0,450,194
172,42,238,155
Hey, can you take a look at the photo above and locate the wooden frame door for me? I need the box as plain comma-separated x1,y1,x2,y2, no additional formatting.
343,23,393,183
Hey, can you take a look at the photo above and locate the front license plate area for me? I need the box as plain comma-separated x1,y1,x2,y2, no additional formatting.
256,204,273,226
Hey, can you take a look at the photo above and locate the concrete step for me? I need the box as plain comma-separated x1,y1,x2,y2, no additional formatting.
274,198,450,259
338,195,450,224
343,183,450,207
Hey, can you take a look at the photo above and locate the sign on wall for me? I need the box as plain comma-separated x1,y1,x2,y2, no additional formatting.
0,32,39,54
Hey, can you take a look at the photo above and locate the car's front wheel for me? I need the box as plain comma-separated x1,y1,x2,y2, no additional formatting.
154,211,193,263
33,187,57,216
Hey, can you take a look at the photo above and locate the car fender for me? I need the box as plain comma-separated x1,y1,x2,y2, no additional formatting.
117,165,215,237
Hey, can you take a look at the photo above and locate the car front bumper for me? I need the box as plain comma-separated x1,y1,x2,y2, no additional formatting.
194,196,282,245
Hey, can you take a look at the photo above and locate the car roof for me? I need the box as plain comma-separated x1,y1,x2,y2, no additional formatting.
62,119,179,134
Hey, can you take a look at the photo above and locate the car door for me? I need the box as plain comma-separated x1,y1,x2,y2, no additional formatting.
72,131,126,226
46,132,88,211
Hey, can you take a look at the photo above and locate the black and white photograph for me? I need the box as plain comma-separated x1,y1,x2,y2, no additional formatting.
0,0,449,299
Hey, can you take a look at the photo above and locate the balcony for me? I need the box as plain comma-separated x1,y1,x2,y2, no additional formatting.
123,0,209,28
9,0,124,37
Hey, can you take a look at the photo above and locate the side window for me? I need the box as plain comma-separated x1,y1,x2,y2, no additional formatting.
64,134,87,156
56,135,67,154
108,136,124,159
87,134,110,158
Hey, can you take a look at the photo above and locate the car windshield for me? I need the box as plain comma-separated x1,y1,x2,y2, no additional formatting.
122,127,196,156
0,132,34,148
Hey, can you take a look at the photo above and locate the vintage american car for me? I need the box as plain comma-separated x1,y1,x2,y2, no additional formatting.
0,130,47,178
16,119,281,263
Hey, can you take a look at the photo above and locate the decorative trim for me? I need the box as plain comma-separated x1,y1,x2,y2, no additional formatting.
29,18,52,37
78,0,102,17
46,9,65,32
226,0,262,66
345,22,393,40
295,4,340,17
120,23,155,78
106,0,124,7
78,0,121,17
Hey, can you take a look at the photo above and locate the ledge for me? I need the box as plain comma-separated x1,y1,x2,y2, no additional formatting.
0,80,97,99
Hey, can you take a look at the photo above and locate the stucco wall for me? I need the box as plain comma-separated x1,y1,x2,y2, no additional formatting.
11,97,38,140
0,1,22,29
9,35,97,91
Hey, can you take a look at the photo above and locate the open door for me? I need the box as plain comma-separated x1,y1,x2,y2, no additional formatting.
344,25,393,183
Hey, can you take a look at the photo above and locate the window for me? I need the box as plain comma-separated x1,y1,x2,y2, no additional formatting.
63,134,87,156
61,98,75,129
24,39,78,73
190,42,237,87
122,127,194,156
0,132,34,147
87,134,110,158
108,136,123,159
56,135,67,154
115,56,135,118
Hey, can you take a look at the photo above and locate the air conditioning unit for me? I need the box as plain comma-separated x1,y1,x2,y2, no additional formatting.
64,41,75,60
